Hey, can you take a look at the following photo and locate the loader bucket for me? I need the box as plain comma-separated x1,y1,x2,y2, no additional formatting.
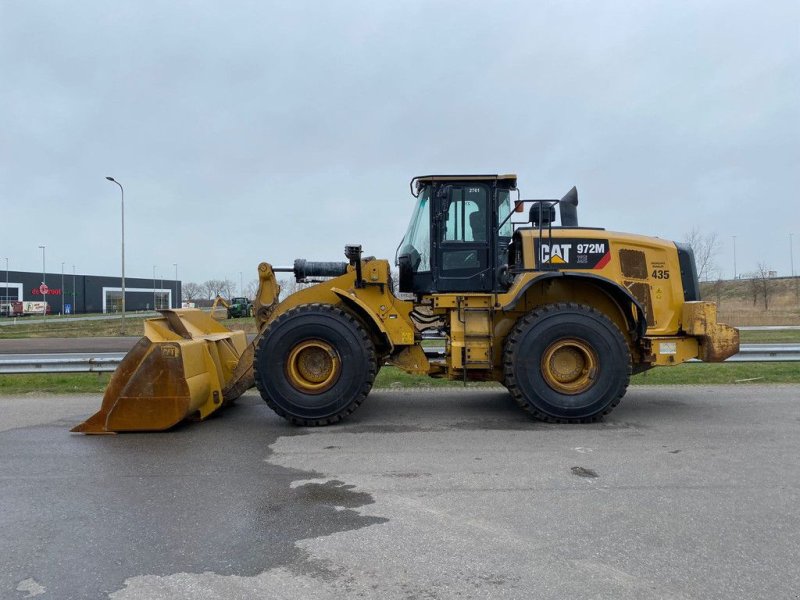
71,309,253,434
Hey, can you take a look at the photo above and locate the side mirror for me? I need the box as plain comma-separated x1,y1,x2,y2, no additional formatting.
397,246,421,293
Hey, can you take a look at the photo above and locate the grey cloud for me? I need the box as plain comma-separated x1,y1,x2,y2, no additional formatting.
1,0,797,283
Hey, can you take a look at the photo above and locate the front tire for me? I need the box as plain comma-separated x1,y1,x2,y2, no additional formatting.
254,303,377,426
504,303,631,423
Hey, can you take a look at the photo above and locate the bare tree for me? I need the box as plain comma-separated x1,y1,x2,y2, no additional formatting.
683,228,720,281
279,278,298,301
220,279,237,299
756,262,772,310
245,279,259,300
203,279,227,299
745,273,760,307
278,277,312,301
182,282,203,302
711,278,724,308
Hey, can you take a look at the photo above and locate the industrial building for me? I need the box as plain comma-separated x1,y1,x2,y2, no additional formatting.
0,270,181,315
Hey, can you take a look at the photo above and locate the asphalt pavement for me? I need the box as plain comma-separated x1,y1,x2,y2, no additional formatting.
1,386,799,599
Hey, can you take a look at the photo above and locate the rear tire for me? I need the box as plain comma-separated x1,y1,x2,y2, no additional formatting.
503,303,631,423
254,303,376,426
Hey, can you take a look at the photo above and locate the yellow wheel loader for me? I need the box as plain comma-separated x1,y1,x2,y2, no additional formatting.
72,174,739,433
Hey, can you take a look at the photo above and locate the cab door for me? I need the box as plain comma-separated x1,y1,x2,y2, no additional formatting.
433,184,493,292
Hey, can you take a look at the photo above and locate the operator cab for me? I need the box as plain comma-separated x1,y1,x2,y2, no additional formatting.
396,175,583,295
396,174,517,294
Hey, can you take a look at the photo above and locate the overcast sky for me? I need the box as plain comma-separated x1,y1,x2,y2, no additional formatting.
1,0,798,289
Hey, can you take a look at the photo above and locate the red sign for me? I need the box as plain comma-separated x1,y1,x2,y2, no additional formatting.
31,287,61,296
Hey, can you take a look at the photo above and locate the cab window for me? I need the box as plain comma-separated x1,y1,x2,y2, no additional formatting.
497,189,514,238
443,186,488,242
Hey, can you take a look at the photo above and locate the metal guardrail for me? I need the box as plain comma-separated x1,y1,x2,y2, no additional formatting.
727,344,800,362
738,326,800,331
0,345,798,374
0,353,124,374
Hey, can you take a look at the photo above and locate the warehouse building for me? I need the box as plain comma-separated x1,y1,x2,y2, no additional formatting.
0,270,181,315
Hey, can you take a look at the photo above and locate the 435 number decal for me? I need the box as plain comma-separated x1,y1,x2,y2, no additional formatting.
651,269,670,279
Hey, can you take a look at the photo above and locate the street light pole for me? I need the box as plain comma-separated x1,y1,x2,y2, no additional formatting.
791,233,798,304
72,265,76,315
38,245,46,284
153,265,157,310
61,262,65,315
3,257,8,305
38,245,46,316
105,177,125,333
173,263,178,308
240,271,243,297
732,236,737,280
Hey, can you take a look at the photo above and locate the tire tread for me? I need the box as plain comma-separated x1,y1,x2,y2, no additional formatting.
503,302,632,423
253,303,377,426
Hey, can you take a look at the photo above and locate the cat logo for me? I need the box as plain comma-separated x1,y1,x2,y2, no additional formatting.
535,237,611,269
161,345,180,359
540,243,572,264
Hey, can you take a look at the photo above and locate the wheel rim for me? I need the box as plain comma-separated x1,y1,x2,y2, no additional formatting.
285,340,341,394
540,338,598,395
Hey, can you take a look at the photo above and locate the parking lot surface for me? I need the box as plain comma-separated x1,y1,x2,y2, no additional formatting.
2,385,798,599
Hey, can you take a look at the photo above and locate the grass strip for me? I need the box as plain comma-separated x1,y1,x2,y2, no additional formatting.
3,312,798,344
630,361,800,384
0,373,112,395
0,315,256,339
738,329,800,343
0,318,147,339
2,363,797,396
375,363,800,387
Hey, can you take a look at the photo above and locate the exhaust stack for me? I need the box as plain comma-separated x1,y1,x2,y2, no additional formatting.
560,186,579,227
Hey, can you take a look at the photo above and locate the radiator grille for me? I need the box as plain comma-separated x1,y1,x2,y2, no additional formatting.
619,249,648,280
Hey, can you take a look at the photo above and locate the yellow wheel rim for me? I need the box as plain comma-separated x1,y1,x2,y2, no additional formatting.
285,340,341,394
540,338,598,395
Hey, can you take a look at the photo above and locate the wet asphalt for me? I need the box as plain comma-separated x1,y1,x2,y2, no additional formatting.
1,385,799,599
1,395,382,599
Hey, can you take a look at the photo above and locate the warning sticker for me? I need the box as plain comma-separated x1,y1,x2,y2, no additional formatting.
535,238,611,270
659,342,677,355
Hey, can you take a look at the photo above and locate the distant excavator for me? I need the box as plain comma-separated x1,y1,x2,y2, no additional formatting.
72,174,738,433
210,295,253,319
